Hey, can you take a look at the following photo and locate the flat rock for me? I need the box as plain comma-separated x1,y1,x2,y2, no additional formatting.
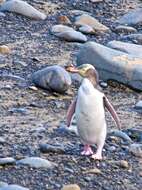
39,143,65,154
107,41,142,58
51,25,87,42
117,8,142,26
129,143,142,158
17,157,55,169
114,25,137,33
32,65,71,93
0,0,46,20
0,157,16,165
61,184,80,190
0,185,29,190
121,34,142,45
0,182,8,188
74,14,109,33
77,41,142,91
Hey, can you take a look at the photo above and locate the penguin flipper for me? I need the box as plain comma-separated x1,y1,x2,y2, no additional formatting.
66,97,77,127
103,96,121,130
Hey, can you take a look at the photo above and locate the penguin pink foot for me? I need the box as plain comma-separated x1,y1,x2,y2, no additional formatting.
81,145,93,155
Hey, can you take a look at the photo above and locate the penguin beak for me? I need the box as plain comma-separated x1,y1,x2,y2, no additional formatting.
65,64,79,73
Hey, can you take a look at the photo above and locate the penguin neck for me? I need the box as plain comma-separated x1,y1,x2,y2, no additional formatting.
85,68,99,88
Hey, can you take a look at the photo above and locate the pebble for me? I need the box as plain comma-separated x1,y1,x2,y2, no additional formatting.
39,143,65,154
0,12,5,17
17,157,56,169
75,14,109,33
0,0,46,20
99,81,108,88
108,160,129,169
114,25,137,33
32,65,71,93
0,184,29,190
124,127,142,142
129,143,142,158
0,157,16,165
61,184,80,190
0,45,10,54
107,40,142,58
90,0,103,2
8,107,28,115
51,25,74,34
119,160,129,169
77,41,142,91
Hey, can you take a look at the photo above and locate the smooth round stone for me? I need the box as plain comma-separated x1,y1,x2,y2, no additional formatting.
0,184,29,190
120,34,142,45
51,25,74,34
17,157,56,169
32,65,71,93
0,12,5,17
135,101,142,109
99,81,108,88
0,157,16,165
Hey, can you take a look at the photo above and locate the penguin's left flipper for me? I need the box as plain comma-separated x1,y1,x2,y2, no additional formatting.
103,96,121,130
67,97,77,127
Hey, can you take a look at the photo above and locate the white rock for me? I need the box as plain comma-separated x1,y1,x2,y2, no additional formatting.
0,157,16,165
0,0,46,20
51,25,74,34
17,157,56,169
135,101,142,109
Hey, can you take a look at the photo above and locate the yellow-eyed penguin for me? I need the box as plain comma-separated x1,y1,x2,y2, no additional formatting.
66,64,121,160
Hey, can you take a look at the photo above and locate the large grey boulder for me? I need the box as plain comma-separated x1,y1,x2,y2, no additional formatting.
32,65,72,93
77,41,142,91
0,0,46,20
117,8,142,26
107,41,142,58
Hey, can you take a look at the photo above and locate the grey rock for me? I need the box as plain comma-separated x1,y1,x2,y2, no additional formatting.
0,137,5,144
107,41,142,58
0,157,16,165
108,130,132,143
76,41,142,91
31,127,46,133
8,107,28,114
121,34,142,45
0,184,29,190
0,0,46,20
39,144,65,154
114,25,137,33
70,73,82,86
32,65,71,93
124,127,142,142
17,157,55,169
117,8,142,26
129,143,142,158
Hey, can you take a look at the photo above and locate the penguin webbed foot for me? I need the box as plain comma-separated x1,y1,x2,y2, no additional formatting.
81,145,93,155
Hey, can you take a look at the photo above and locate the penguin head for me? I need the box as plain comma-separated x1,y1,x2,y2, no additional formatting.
66,64,99,86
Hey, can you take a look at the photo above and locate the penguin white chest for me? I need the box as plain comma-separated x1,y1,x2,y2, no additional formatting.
75,78,106,145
